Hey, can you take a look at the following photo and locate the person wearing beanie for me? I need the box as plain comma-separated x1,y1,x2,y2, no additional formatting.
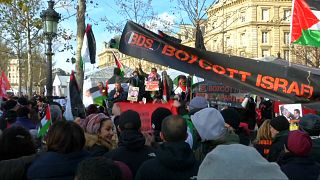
197,144,288,180
278,130,320,180
136,115,200,180
151,107,172,146
299,114,320,163
104,110,155,178
181,96,209,150
191,108,239,162
221,108,250,146
268,116,289,162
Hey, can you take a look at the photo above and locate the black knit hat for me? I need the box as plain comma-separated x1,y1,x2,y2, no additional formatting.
270,116,289,131
151,107,172,131
299,114,320,136
17,97,30,106
221,108,240,130
119,110,141,131
3,100,17,111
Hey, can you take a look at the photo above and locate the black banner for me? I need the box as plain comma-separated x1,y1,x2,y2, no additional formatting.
119,21,320,106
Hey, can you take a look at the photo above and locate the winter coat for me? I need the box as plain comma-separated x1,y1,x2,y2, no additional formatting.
268,130,288,162
0,154,36,180
104,130,155,177
254,139,273,158
194,129,240,162
278,153,320,180
84,133,113,157
27,150,89,180
235,127,251,146
13,117,36,130
135,141,199,180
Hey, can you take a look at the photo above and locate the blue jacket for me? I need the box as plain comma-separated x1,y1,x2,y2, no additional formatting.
13,117,36,130
27,150,89,180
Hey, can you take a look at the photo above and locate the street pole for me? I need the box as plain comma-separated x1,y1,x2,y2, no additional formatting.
46,35,54,97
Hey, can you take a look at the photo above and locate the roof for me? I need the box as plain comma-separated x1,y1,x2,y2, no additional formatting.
53,75,69,86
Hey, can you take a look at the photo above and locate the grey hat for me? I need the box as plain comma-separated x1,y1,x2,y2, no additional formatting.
198,144,288,179
299,114,320,136
189,96,208,111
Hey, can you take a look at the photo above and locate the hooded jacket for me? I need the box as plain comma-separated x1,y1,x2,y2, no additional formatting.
268,130,289,162
135,141,199,180
27,150,89,180
104,130,155,177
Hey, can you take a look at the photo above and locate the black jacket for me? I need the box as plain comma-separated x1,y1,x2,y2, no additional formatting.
278,153,320,180
135,141,199,180
268,130,288,162
27,150,89,180
0,154,36,180
104,130,155,177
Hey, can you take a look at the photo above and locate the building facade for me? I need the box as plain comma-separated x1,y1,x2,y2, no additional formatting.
98,47,167,74
181,0,293,61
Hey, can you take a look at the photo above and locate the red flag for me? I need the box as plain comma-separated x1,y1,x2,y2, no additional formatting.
0,71,11,98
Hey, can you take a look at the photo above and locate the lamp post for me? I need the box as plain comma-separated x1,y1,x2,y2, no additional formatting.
40,0,60,98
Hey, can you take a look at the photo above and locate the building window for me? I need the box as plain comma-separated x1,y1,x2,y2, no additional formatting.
240,13,246,22
283,10,291,21
240,33,245,46
226,36,231,47
262,9,269,21
284,50,290,60
284,32,290,45
262,32,268,43
262,50,269,57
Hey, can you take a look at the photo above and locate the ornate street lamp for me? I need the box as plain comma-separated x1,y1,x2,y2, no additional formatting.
40,0,61,98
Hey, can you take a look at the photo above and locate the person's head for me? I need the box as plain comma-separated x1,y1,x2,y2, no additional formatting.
75,157,122,180
17,97,31,109
97,82,104,89
118,110,141,131
293,109,301,119
115,82,122,92
269,116,289,138
83,113,109,134
286,130,312,156
86,104,99,116
220,108,241,130
0,126,36,160
151,107,172,132
46,121,85,154
189,96,209,111
5,110,17,124
161,115,187,142
191,108,226,142
3,99,18,111
98,118,114,141
112,103,121,116
299,114,320,136
132,71,139,77
151,68,157,73
17,106,30,118
256,119,272,141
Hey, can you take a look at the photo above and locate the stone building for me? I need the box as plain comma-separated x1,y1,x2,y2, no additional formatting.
180,0,293,61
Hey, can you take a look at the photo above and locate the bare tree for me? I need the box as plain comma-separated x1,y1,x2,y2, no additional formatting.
291,45,320,68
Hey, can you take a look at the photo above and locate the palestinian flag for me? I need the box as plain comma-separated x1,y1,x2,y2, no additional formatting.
0,71,11,98
112,51,125,77
80,24,96,70
290,0,320,47
83,86,107,107
65,71,86,120
37,105,51,138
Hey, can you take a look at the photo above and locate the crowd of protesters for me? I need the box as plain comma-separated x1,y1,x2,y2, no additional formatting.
0,66,320,180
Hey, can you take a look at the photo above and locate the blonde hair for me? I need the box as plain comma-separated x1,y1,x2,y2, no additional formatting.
255,119,272,141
